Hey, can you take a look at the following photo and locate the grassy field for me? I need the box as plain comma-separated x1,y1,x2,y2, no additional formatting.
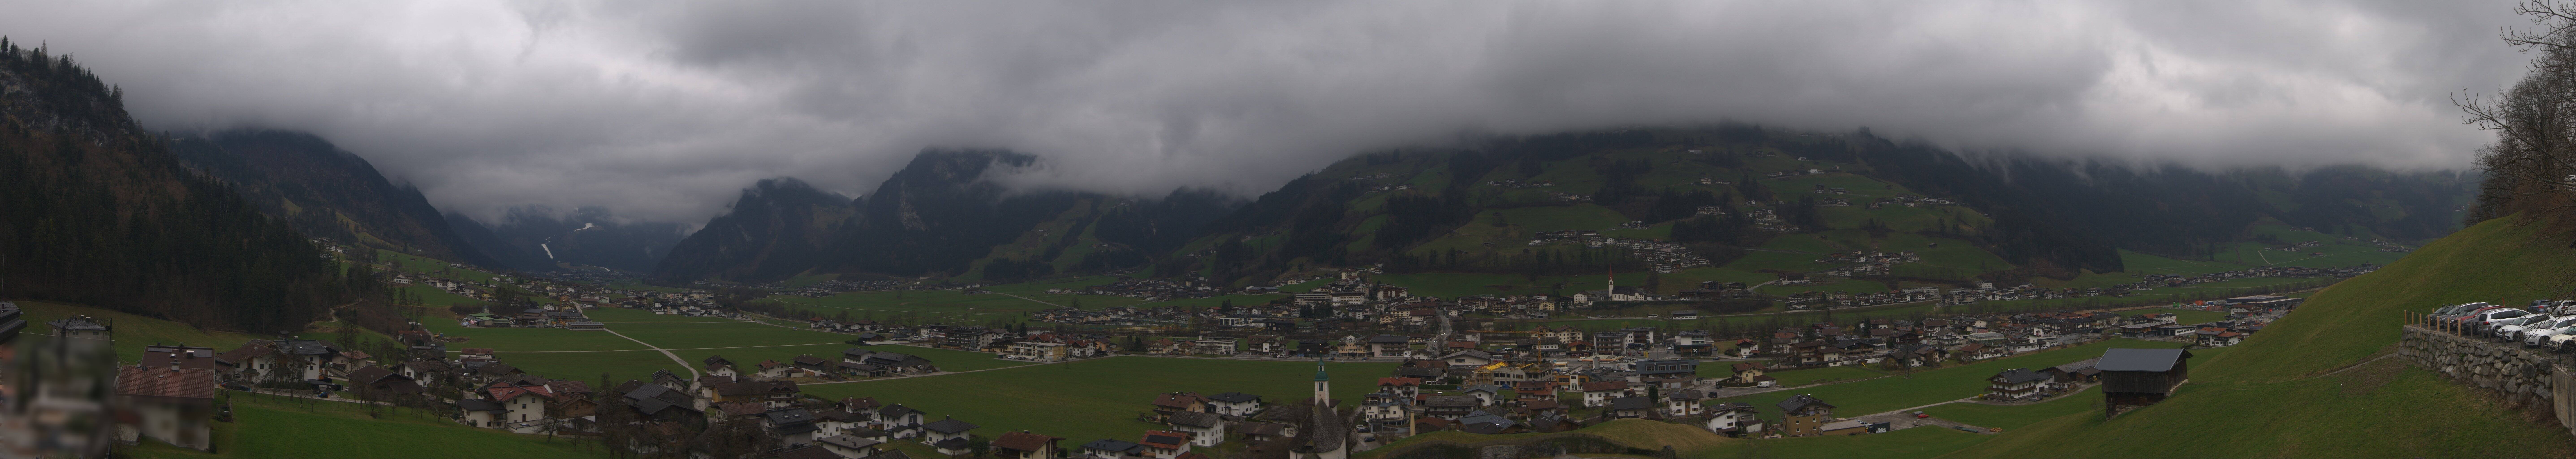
1764,365,1886,387
676,343,1032,374
375,249,502,284
16,300,270,362
801,356,1394,444
1690,424,1994,459
2193,216,2576,384
144,390,600,459
606,322,855,349
1360,418,1733,459
425,324,647,352
1916,386,2100,430
491,350,685,384
1941,216,2576,458
1711,339,2211,420
581,307,739,323
399,284,488,308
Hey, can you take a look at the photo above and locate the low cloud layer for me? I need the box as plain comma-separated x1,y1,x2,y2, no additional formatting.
0,0,2527,223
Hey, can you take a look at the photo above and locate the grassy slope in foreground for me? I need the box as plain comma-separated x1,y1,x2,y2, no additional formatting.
1944,216,2576,458
1358,419,1731,459
802,357,1393,445
130,391,596,459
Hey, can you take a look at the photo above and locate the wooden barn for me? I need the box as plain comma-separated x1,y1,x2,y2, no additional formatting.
2097,348,2192,418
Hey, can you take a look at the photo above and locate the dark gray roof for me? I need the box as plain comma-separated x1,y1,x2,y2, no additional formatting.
1082,439,1144,453
879,404,923,417
1426,395,1480,407
1992,368,2050,385
923,417,978,434
764,408,816,425
2050,358,2100,374
2097,348,2191,372
819,434,883,450
1609,396,1653,411
1366,335,1410,344
1207,392,1261,403
1777,394,1833,414
1169,411,1224,428
458,398,506,412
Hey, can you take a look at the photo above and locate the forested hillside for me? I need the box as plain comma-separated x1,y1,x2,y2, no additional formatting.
1157,127,2468,288
645,127,2465,293
169,128,503,267
0,39,350,332
651,150,1236,284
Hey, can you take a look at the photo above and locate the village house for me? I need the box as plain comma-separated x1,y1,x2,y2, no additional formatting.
763,408,824,448
111,361,217,451
1150,392,1209,421
1662,390,1707,417
1987,368,2049,401
696,375,802,409
1138,430,1193,459
1425,395,1482,419
817,434,886,459
1705,402,1764,437
1207,392,1264,417
1166,411,1228,446
994,431,1065,459
877,404,927,438
2046,358,2101,383
1367,335,1412,358
922,416,980,455
2100,348,2193,418
1579,381,1631,407
1377,377,1422,400
1777,394,1835,437
1081,439,1148,459
1008,341,1072,362
1602,396,1653,419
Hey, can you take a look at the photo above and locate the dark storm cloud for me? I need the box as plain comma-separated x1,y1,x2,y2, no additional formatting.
0,0,2527,223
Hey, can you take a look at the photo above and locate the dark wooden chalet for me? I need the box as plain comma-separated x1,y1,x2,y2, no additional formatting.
2097,348,2192,418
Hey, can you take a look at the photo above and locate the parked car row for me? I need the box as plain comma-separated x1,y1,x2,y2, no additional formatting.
2428,301,2576,349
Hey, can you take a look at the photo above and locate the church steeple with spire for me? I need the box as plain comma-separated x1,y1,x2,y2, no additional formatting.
1312,357,1330,404
1292,356,1348,459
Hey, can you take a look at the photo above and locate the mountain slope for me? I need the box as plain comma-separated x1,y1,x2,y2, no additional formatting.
0,41,346,331
651,178,856,282
457,206,688,272
169,128,502,267
1164,127,2466,289
1939,214,2576,458
823,149,1084,278
652,150,1236,284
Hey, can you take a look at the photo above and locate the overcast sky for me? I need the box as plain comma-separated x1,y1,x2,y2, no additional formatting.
0,0,2531,223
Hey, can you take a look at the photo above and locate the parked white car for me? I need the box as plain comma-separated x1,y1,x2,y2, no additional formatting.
2548,326,2576,350
2497,314,2560,340
2526,318,2576,346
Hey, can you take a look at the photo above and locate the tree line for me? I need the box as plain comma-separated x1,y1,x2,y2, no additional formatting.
0,37,349,333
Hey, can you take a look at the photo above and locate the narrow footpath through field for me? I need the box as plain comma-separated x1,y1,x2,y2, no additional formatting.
489,342,852,353
605,328,699,379
989,291,1061,307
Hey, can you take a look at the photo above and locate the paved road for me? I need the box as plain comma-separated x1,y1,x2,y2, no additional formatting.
1847,396,1993,433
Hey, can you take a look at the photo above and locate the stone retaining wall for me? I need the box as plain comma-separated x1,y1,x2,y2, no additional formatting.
2399,324,2576,436
2398,325,2558,402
